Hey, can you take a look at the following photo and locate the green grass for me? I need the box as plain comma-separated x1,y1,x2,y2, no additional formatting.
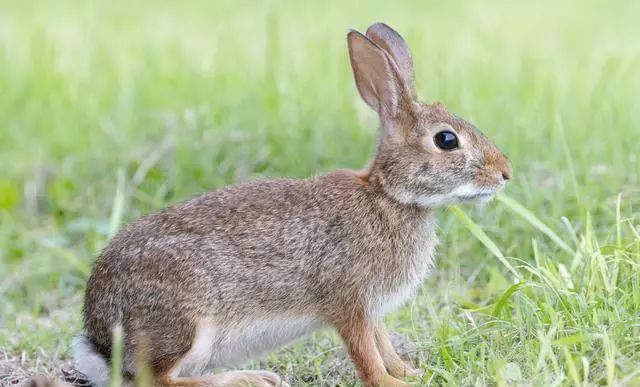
1,0,640,385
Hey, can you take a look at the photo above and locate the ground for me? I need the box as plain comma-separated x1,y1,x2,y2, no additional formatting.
1,0,639,386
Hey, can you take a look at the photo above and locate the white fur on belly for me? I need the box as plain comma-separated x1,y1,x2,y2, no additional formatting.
172,316,320,377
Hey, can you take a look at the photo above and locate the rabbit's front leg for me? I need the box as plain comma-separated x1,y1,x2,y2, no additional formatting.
335,315,407,387
374,325,422,379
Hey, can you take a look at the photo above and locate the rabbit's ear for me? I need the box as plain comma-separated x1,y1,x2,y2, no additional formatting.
365,23,415,97
348,30,410,121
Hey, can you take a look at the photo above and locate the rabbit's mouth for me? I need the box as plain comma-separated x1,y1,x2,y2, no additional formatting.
448,182,501,203
452,181,506,203
389,182,500,208
457,192,494,201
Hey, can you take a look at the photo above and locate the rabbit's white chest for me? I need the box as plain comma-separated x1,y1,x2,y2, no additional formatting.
368,227,437,317
369,280,422,318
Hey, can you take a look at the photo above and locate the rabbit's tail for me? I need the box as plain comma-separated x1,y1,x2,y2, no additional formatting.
72,335,110,387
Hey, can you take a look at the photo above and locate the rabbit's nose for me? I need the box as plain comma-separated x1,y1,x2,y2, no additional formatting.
500,158,513,181
483,149,512,182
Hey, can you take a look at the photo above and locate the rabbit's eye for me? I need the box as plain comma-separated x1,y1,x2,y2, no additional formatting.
434,131,459,150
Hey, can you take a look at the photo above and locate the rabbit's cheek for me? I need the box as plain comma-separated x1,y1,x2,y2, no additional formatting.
445,153,469,177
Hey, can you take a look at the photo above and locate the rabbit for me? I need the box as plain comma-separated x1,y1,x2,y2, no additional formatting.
74,22,512,387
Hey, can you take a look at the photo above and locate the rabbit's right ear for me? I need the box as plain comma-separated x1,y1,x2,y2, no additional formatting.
365,23,415,97
347,30,411,122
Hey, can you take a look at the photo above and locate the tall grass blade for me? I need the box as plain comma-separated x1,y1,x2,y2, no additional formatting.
134,335,153,387
562,347,582,387
616,193,622,248
450,205,520,279
492,281,526,317
497,193,575,255
108,168,127,238
556,115,582,206
110,324,124,387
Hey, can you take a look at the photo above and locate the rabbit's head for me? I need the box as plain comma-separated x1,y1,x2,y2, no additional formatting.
349,23,512,207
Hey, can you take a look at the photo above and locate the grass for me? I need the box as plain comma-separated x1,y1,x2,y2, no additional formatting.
1,0,639,385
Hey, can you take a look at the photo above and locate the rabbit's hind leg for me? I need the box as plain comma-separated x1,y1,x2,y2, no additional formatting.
157,370,286,387
374,325,421,379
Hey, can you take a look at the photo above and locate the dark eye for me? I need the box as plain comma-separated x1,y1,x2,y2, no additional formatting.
434,131,459,150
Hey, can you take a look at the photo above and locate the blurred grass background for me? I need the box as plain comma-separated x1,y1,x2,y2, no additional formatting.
0,0,639,385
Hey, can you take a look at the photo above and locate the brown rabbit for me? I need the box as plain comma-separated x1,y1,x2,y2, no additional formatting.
74,23,511,387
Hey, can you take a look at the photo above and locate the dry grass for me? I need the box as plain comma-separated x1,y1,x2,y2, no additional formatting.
0,348,78,387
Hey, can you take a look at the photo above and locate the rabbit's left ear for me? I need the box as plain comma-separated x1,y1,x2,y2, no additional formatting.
366,23,415,98
348,30,410,123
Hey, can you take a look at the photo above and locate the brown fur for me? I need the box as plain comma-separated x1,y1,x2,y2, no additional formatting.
78,23,511,387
